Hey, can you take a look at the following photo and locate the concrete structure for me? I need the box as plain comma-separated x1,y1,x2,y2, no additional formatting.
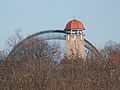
64,19,85,58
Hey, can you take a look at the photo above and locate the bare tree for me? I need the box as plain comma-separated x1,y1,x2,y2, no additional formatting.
6,29,23,52
59,57,120,90
1,33,120,90
7,38,61,62
102,40,120,58
0,50,7,61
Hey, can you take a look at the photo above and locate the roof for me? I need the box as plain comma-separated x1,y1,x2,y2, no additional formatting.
110,55,120,65
64,19,85,30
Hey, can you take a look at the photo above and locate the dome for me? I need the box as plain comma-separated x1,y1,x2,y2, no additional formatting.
64,19,85,30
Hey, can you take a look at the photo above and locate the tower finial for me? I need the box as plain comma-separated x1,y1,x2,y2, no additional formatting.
73,16,76,20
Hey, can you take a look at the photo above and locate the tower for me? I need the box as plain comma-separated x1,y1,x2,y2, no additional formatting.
64,19,85,58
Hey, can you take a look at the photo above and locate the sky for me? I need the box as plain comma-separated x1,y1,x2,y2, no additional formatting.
0,0,120,50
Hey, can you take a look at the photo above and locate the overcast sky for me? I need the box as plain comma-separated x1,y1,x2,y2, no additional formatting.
0,0,120,50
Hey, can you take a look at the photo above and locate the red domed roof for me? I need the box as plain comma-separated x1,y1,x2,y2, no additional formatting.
65,19,85,30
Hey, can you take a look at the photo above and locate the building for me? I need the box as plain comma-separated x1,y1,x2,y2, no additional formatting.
110,55,120,65
64,19,85,58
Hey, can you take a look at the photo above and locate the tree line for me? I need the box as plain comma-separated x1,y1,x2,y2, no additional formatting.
0,31,120,90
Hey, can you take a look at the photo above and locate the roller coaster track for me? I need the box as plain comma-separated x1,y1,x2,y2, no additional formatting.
8,30,104,60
